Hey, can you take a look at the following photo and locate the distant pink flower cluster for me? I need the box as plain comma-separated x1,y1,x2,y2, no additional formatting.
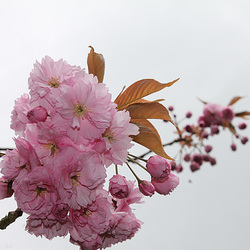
198,103,235,128
167,102,248,173
0,56,143,249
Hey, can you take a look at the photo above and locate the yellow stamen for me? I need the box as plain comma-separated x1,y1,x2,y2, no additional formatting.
82,208,92,217
103,129,115,141
71,173,80,186
43,142,58,157
36,187,47,197
74,103,89,118
48,76,60,88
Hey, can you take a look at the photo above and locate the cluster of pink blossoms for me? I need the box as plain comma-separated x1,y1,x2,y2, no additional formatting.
0,56,148,249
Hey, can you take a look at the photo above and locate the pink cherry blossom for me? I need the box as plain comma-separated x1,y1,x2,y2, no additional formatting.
221,106,235,122
109,175,130,199
152,173,179,195
115,180,144,216
25,123,74,165
139,180,155,197
54,151,106,209
28,56,83,110
146,155,171,179
0,137,40,182
56,76,113,139
203,103,223,125
94,110,139,166
69,190,113,249
101,212,142,249
14,167,58,216
26,207,72,240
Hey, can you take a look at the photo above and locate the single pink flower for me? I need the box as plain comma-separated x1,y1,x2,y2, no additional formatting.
115,181,144,216
221,106,235,122
28,56,82,110
56,76,113,139
26,208,72,240
101,212,142,249
109,175,130,199
95,110,139,166
69,190,113,249
25,123,74,165
151,173,179,195
14,167,58,216
139,180,155,197
203,103,223,125
54,151,106,209
0,137,41,182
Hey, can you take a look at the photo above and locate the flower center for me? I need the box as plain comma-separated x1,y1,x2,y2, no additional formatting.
36,187,47,197
71,173,80,186
43,141,59,157
74,103,88,118
48,76,60,88
82,208,92,217
103,129,115,141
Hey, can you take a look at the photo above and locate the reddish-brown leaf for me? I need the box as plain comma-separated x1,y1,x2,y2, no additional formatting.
87,46,105,83
130,119,173,160
235,111,250,118
126,102,171,121
228,96,245,106
114,78,179,110
120,98,165,110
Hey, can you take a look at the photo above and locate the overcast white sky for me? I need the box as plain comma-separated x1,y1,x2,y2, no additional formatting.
0,1,250,250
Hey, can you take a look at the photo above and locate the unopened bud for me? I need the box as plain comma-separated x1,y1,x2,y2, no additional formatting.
27,106,48,123
109,175,130,199
146,155,171,179
139,180,155,197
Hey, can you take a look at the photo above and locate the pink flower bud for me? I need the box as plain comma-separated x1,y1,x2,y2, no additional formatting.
192,154,203,165
146,155,171,179
201,131,209,139
0,178,13,200
109,175,130,199
241,137,248,145
203,155,210,162
184,154,191,162
170,161,176,170
209,157,216,166
186,111,192,118
238,123,247,130
231,143,237,151
190,162,200,172
205,145,213,153
211,125,219,135
221,106,234,122
168,106,174,111
175,164,183,173
185,125,193,133
139,180,155,197
151,173,179,195
27,106,48,123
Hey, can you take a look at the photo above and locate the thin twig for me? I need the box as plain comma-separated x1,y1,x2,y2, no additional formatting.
0,148,13,151
138,137,185,159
